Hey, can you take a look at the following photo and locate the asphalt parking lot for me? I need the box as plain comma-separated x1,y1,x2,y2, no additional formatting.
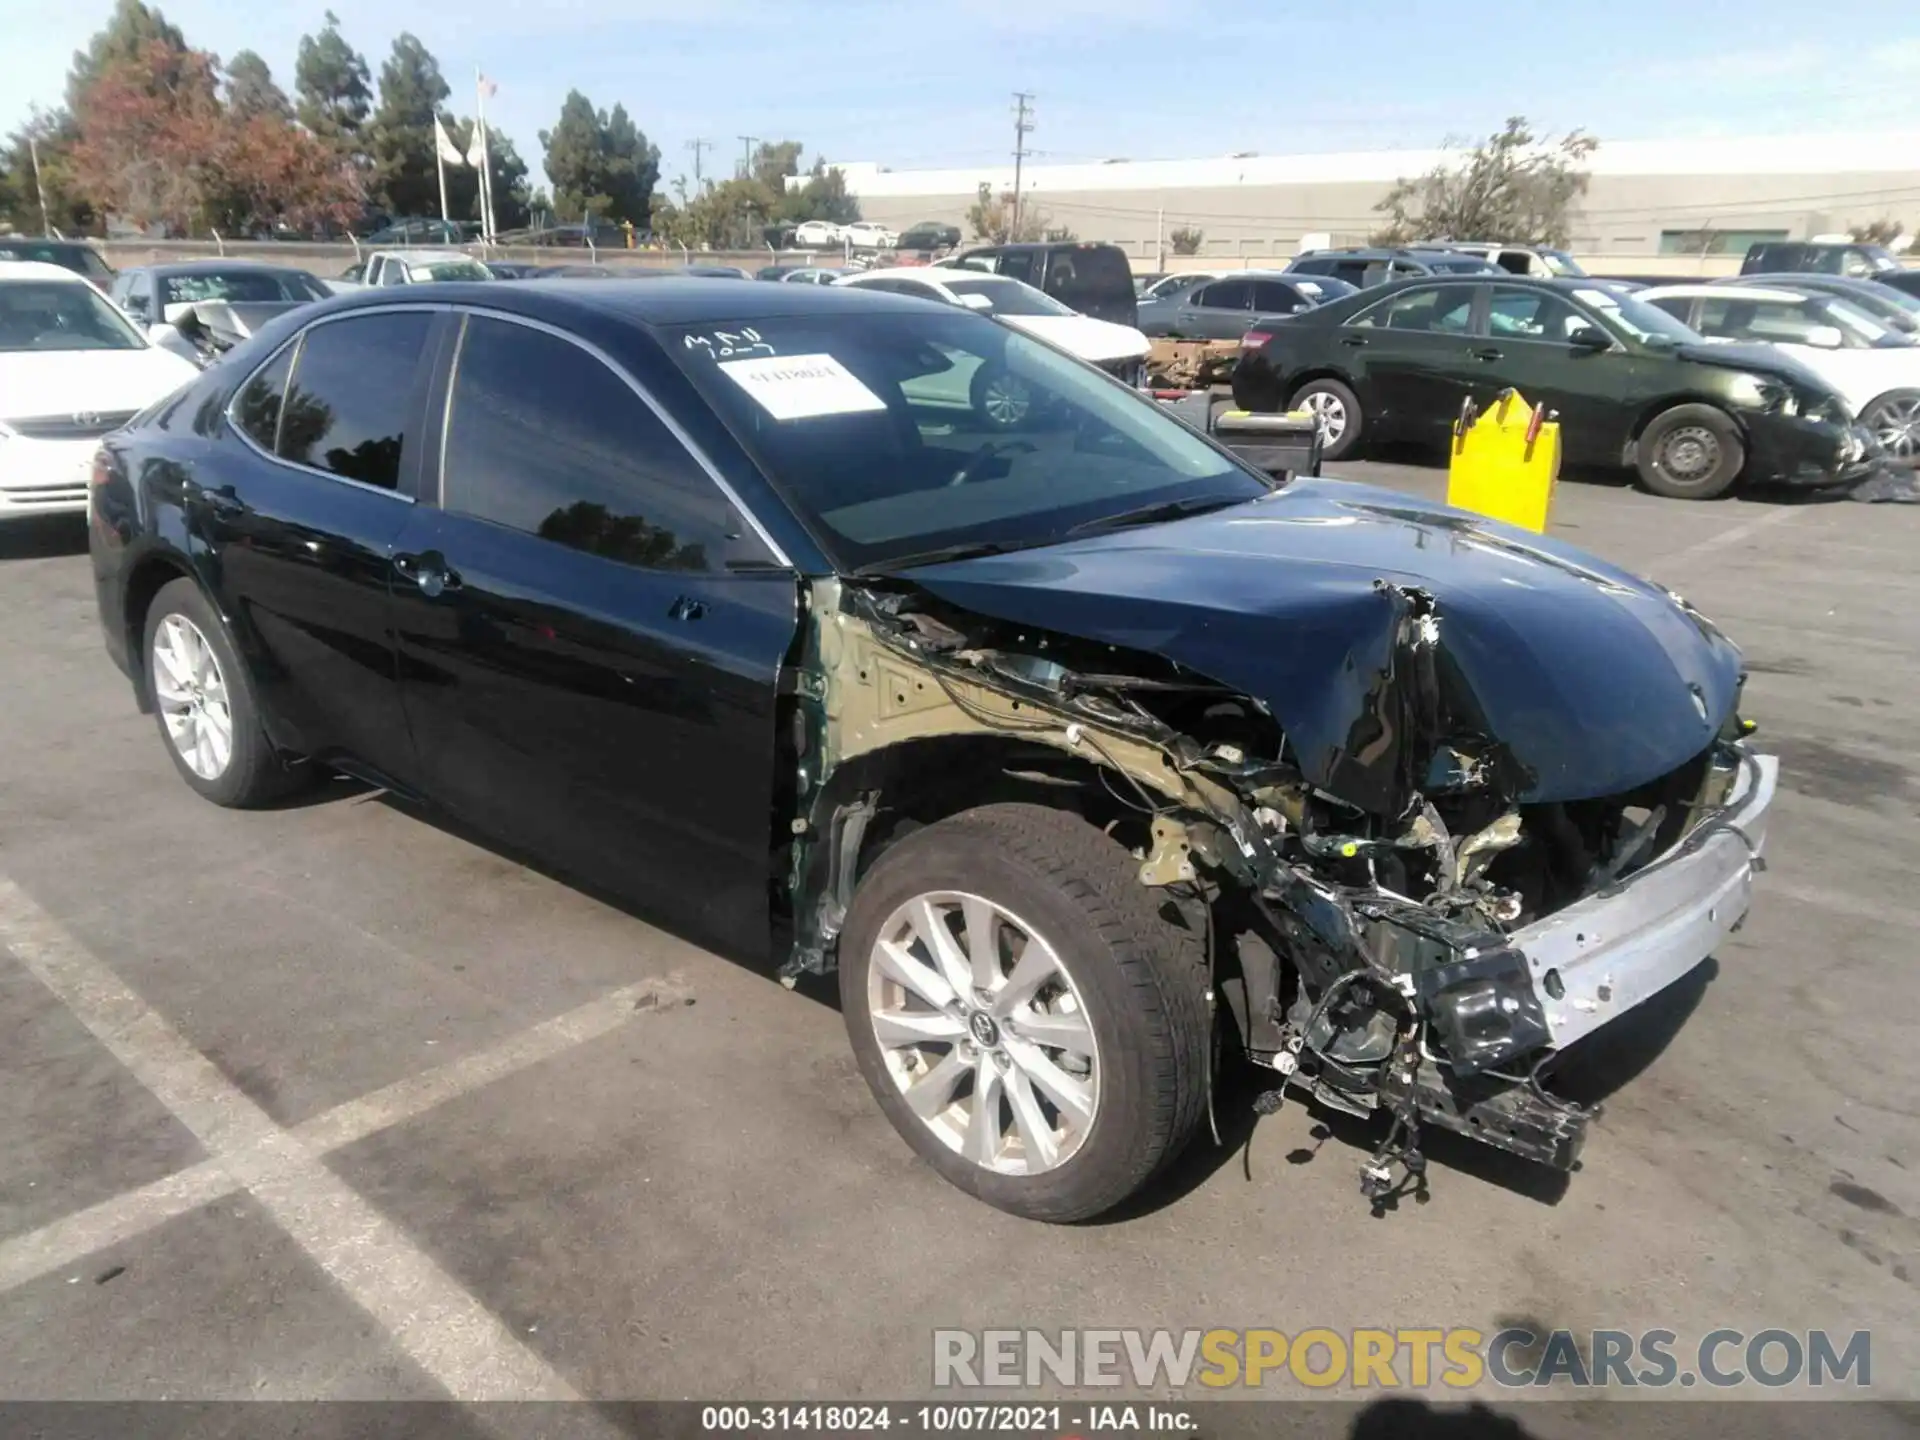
1,461,1916,1431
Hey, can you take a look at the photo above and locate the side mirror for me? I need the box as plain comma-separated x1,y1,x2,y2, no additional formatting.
1569,326,1613,351
1804,325,1845,350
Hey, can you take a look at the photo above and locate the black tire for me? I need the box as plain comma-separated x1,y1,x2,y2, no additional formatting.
970,362,1036,431
1634,404,1745,499
839,803,1210,1223
142,577,308,807
1860,389,1920,462
1288,377,1363,460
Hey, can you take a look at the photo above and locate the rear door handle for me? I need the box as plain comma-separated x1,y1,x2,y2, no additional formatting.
1472,347,1504,361
393,551,462,598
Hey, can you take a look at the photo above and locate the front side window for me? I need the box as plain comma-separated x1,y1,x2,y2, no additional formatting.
276,312,432,489
1350,286,1474,334
0,280,146,352
1570,288,1700,345
442,316,745,573
667,308,1267,572
1486,286,1604,343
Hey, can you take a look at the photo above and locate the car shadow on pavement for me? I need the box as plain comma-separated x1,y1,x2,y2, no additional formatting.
0,514,88,560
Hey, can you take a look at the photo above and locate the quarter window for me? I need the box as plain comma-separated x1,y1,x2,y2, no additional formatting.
276,312,432,490
233,344,294,452
441,316,746,573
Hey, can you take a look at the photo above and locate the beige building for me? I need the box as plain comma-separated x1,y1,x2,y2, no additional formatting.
834,132,1920,275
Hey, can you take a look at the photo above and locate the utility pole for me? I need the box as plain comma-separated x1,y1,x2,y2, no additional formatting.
1010,92,1034,240
737,135,760,180
29,134,53,238
685,138,713,191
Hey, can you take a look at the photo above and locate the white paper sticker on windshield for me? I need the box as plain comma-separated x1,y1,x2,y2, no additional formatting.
717,353,886,420
1296,281,1322,295
1573,288,1622,308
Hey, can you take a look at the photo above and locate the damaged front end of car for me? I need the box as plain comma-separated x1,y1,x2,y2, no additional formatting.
776,497,1776,1197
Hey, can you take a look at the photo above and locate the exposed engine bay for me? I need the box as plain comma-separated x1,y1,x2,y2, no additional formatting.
780,568,1775,1200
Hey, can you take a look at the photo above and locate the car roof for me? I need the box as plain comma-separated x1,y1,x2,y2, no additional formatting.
1643,284,1807,301
0,259,89,283
378,248,482,264
314,276,940,326
139,259,313,275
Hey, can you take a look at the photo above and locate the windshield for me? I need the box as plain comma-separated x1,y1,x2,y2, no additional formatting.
1809,296,1896,344
1573,287,1701,345
0,279,146,352
667,310,1267,571
944,277,1073,316
1539,250,1585,276
406,260,491,282
161,269,329,306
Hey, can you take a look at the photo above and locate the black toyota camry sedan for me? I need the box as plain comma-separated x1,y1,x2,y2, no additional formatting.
1231,275,1877,498
89,281,1777,1221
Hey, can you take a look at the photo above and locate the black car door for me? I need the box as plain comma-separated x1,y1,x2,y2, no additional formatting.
1472,285,1640,464
199,308,438,784
1338,284,1481,439
1171,278,1252,338
385,310,799,957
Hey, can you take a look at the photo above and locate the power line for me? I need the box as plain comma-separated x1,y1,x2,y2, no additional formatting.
1010,92,1034,235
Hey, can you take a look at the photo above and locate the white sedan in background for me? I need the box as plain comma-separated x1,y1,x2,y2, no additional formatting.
842,221,899,249
1641,283,1920,456
835,268,1151,426
1,261,201,520
793,220,846,248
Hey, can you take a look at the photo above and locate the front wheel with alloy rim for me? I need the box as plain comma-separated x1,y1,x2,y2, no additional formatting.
143,577,309,807
1287,378,1363,460
838,804,1211,1222
970,363,1035,431
1862,390,1920,461
1634,404,1745,499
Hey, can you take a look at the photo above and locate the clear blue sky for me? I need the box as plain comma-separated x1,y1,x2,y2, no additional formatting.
3,0,1917,193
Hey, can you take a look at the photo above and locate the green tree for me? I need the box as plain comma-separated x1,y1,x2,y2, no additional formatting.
752,139,803,191
66,0,186,113
365,33,449,218
1169,225,1203,255
1850,217,1907,246
782,159,860,226
539,90,658,225
967,181,1047,243
441,117,533,231
225,50,291,121
3,110,91,234
295,11,371,158
1372,117,1596,248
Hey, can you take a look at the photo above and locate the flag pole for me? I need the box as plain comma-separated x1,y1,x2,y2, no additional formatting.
435,129,451,234
476,70,497,244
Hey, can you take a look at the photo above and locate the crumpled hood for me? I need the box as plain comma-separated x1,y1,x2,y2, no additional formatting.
893,479,1744,814
1673,339,1834,391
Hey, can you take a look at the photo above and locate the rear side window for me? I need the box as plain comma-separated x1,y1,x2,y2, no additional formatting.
1352,286,1474,333
1249,280,1304,313
233,344,295,452
440,316,745,573
993,250,1037,283
1044,245,1132,311
1290,258,1332,276
277,312,432,490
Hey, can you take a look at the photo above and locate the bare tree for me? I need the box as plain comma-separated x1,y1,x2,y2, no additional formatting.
1372,117,1597,247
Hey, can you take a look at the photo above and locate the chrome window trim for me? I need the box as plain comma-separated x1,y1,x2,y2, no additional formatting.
438,305,794,569
223,303,449,502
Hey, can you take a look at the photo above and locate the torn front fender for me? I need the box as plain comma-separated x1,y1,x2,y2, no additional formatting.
889,479,1745,815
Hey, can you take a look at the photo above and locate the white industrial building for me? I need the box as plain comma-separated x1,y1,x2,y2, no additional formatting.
835,131,1920,272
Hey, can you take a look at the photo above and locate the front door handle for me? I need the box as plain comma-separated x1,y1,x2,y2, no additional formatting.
668,595,706,622
1472,347,1504,361
393,551,462,598
1339,335,1368,348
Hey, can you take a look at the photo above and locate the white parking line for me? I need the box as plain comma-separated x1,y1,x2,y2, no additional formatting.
0,875,681,1404
1646,503,1803,574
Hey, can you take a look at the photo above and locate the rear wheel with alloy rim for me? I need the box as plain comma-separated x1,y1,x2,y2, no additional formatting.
143,577,309,807
1288,378,1363,460
1862,390,1920,460
839,804,1210,1222
971,364,1035,430
1634,403,1745,499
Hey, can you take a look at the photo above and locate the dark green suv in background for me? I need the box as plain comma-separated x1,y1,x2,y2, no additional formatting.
1231,275,1878,498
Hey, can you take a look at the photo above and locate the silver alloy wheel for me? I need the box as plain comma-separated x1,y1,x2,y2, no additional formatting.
151,613,234,781
1867,395,1920,458
866,891,1100,1175
1659,425,1721,484
1301,390,1347,444
981,373,1033,427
